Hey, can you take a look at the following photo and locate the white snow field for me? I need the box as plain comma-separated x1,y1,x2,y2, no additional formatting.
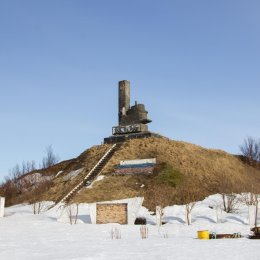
0,194,259,260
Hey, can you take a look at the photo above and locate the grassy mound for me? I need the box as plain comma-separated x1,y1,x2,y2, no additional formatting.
71,137,260,209
4,137,260,209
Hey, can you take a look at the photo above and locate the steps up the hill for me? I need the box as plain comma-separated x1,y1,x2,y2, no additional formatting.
57,143,122,205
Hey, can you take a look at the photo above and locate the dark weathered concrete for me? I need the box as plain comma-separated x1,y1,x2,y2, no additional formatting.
112,123,148,135
118,80,130,124
118,80,151,127
104,80,159,144
104,132,162,144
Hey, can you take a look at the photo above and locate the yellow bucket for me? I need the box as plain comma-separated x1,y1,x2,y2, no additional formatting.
197,230,209,240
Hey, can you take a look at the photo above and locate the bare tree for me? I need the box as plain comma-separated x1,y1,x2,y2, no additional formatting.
209,198,225,223
22,161,27,175
241,192,259,227
110,227,121,239
216,172,240,213
42,145,59,169
65,203,79,225
12,164,21,178
185,202,196,225
31,201,49,214
156,206,163,226
177,184,197,225
140,225,148,239
240,137,260,165
256,196,259,227
22,160,36,175
1,148,55,206
221,193,240,213
148,184,176,212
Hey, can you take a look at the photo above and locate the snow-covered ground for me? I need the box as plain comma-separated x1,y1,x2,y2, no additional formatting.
0,194,259,260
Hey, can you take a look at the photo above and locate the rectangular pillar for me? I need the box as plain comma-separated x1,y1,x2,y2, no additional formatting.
0,197,5,218
118,80,130,125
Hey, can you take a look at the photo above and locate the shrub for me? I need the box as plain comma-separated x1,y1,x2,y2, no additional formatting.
134,217,147,225
155,164,184,187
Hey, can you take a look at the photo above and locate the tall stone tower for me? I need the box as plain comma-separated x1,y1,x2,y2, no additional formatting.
118,80,130,125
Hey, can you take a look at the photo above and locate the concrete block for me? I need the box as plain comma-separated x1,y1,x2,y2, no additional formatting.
0,197,5,217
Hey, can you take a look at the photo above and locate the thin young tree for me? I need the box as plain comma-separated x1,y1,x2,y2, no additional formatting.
65,203,79,225
240,137,260,165
241,192,259,227
177,184,197,225
42,145,59,169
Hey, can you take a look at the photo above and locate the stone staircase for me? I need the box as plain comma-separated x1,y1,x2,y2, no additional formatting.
57,143,122,205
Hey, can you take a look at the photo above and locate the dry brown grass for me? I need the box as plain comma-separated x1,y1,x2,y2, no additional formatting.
103,137,260,189
72,137,260,210
11,137,260,209
45,144,111,202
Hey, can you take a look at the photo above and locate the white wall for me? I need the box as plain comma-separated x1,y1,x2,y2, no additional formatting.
120,159,156,165
0,197,5,218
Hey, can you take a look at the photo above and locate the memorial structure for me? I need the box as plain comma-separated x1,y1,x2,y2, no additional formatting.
104,80,160,144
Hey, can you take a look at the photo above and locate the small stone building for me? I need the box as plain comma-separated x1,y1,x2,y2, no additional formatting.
89,197,144,225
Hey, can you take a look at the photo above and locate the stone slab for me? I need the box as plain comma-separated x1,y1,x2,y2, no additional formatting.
104,132,162,144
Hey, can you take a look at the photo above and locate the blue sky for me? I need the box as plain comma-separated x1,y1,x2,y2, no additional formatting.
0,0,259,180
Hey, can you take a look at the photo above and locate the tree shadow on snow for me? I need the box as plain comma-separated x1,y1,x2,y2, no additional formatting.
146,219,156,225
78,214,92,224
164,216,185,224
47,217,58,222
194,216,216,223
225,216,247,225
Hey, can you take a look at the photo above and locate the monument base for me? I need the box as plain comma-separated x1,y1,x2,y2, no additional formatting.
104,132,162,144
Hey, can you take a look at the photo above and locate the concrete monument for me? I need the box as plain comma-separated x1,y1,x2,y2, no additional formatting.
104,80,159,143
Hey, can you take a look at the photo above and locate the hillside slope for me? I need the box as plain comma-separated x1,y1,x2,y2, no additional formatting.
72,137,260,209
3,137,260,209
